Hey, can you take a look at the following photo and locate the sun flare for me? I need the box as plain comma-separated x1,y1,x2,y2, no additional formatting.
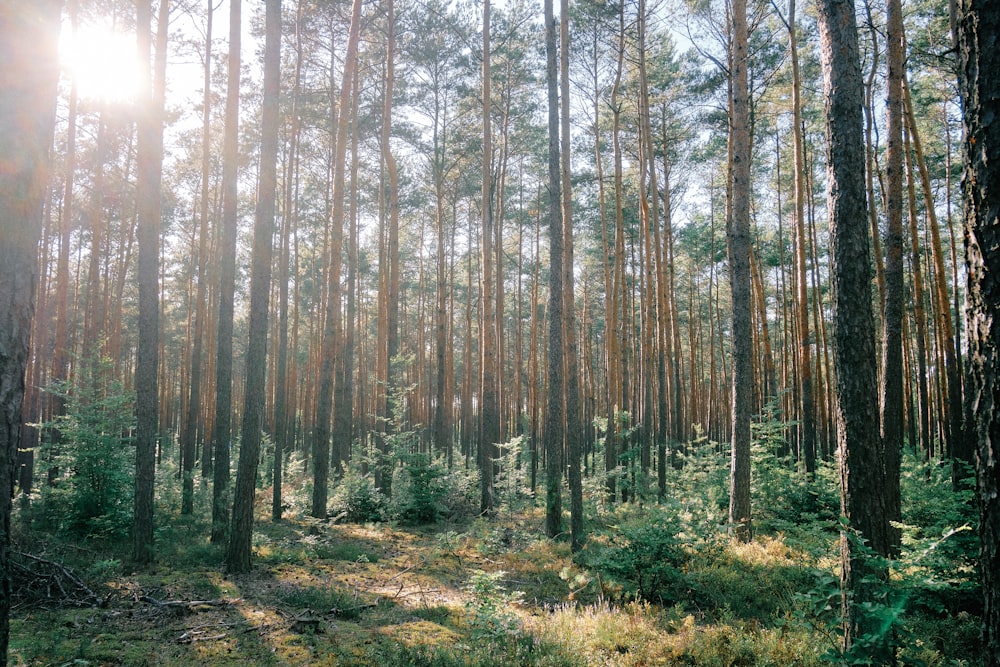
59,23,143,104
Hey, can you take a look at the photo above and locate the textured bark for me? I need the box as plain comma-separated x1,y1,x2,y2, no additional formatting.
225,0,280,574
880,0,905,558
958,2,1000,662
544,0,563,538
0,3,60,659
134,0,169,566
816,0,892,657
728,0,753,544
211,0,241,543
479,0,498,515
560,0,583,552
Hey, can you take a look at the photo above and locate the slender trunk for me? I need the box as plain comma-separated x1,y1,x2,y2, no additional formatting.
211,0,241,543
728,0,753,543
225,0,280,574
544,0,563,537
182,0,213,516
312,0,362,518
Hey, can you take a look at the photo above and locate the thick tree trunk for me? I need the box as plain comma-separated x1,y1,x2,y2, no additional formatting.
958,2,1000,662
0,3,60,659
479,0,498,515
816,0,892,657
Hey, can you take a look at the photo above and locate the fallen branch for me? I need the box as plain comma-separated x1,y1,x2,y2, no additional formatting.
139,595,240,613
11,551,100,609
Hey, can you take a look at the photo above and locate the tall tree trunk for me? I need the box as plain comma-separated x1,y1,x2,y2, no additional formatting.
226,0,280,574
544,0,563,537
182,0,213,516
904,127,932,459
273,0,303,522
375,0,399,494
134,0,169,566
881,0,905,558
784,0,816,475
312,0,362,518
728,0,753,544
903,81,967,482
958,2,1000,661
211,0,241,543
560,0,583,551
479,0,498,515
816,0,892,657
0,2,60,659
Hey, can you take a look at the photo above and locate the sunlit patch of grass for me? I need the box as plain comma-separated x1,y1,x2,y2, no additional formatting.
528,601,826,666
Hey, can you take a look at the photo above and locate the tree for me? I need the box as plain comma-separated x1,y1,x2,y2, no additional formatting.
226,0,281,574
313,0,362,518
479,0,499,516
0,2,61,659
211,0,241,543
881,0,905,558
133,0,169,566
816,0,892,656
544,0,564,539
728,0,752,544
561,0,583,552
181,0,214,517
958,1,1000,661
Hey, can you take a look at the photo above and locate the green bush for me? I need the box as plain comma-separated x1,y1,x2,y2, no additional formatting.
34,358,134,540
393,452,449,525
330,470,388,523
585,508,690,604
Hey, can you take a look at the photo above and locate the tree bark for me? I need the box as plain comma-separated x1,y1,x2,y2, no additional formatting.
0,2,60,659
881,0,905,557
211,0,241,543
958,2,1000,661
728,0,753,544
226,0,280,574
134,0,169,566
544,0,563,537
816,0,892,657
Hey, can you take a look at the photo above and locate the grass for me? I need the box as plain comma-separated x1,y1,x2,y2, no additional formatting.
8,455,983,666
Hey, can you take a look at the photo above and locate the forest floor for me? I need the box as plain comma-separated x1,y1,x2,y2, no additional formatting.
7,477,984,666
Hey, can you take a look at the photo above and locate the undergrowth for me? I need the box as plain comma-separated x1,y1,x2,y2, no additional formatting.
7,419,982,666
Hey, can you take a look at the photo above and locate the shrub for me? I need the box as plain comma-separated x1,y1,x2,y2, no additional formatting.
329,470,388,523
585,508,690,604
393,452,448,525
34,357,134,540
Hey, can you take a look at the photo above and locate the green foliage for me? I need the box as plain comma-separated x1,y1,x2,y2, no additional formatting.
393,451,449,525
274,581,364,619
493,436,535,516
584,507,690,604
465,569,524,643
35,357,135,540
330,470,388,523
